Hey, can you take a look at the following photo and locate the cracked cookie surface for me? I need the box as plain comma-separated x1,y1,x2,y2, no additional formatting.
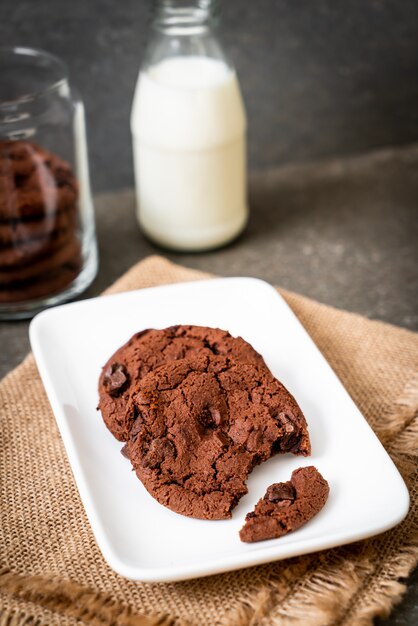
239,466,329,542
98,325,266,441
125,354,311,520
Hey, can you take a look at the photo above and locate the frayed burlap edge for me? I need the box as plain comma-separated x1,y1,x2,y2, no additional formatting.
1,255,417,626
0,567,184,626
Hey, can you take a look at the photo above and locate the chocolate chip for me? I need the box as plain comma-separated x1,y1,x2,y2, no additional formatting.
198,405,221,429
278,412,296,434
274,414,299,452
130,414,144,437
121,443,130,458
142,438,176,469
103,363,129,396
267,482,295,503
247,429,264,452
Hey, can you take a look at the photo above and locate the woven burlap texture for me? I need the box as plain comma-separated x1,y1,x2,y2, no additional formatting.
1,255,417,626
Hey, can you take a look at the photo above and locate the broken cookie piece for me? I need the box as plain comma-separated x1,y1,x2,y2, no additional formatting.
239,466,329,542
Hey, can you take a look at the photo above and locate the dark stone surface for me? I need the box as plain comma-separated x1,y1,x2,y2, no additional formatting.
1,0,418,192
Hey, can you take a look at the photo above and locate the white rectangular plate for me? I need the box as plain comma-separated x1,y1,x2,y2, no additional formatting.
29,277,409,582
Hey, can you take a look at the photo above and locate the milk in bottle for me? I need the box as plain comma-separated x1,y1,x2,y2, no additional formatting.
131,1,248,251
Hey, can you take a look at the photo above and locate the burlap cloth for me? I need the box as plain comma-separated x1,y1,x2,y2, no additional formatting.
1,255,417,626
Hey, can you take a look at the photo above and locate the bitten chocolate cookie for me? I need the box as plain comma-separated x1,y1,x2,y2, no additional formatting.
124,354,311,520
239,466,329,542
98,325,267,441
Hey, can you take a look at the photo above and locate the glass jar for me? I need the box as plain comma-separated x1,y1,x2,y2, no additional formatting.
0,47,98,319
131,0,248,251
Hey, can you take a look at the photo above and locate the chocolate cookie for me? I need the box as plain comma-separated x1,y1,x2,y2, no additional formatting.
239,466,329,542
98,325,267,441
0,262,81,303
0,237,81,283
124,354,311,520
0,141,40,178
0,141,78,221
8,184,77,218
0,226,75,268
0,140,81,304
0,207,76,246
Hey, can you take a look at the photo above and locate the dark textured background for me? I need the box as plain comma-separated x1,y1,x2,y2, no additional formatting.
1,0,418,192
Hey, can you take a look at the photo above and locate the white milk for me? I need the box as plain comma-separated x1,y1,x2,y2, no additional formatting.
131,56,247,250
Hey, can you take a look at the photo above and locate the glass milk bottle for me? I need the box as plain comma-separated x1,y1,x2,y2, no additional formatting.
131,0,248,251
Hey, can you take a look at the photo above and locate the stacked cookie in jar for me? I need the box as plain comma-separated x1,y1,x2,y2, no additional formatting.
0,140,82,304
0,47,97,318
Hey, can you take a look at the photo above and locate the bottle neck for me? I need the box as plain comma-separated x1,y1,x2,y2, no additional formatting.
153,0,218,35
